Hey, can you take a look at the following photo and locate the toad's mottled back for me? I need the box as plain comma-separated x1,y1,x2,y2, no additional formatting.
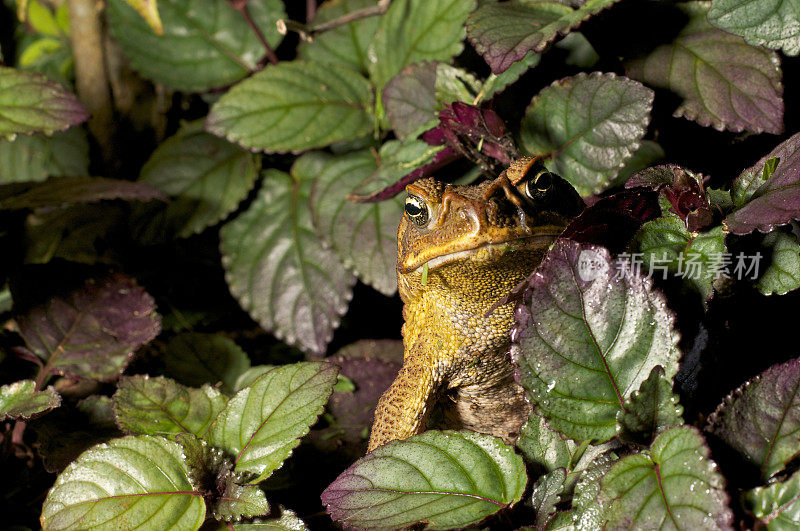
368,158,584,451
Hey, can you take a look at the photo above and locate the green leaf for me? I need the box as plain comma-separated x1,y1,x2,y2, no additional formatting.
726,133,800,235
122,0,163,34
163,332,251,395
520,72,653,196
635,218,726,301
106,0,285,91
0,285,12,314
315,339,403,452
435,63,482,106
24,203,125,265
0,67,88,139
0,176,165,210
113,375,227,438
206,60,373,153
0,380,61,421
571,452,617,530
33,398,122,474
16,273,161,382
176,433,272,523
17,36,74,86
479,50,541,102
383,61,482,140
546,511,576,530
298,0,381,74
210,508,308,530
764,156,780,180
611,140,665,189
298,149,402,295
708,187,734,215
322,430,527,530
220,169,355,355
213,471,270,522
466,0,615,74
0,128,89,183
758,231,800,296
745,468,800,529
616,365,684,444
516,415,577,474
511,240,681,443
209,362,339,483
554,32,599,68
27,0,63,37
138,120,260,237
626,2,783,134
367,0,476,89
77,395,117,427
333,374,356,393
41,435,206,530
707,358,800,481
532,468,567,529
709,0,800,56
598,426,733,529
233,365,276,393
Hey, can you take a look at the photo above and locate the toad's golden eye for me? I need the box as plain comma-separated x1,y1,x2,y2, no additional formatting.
404,195,429,226
523,168,553,201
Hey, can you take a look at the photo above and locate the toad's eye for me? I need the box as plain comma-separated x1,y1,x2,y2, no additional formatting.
404,195,429,226
524,168,553,201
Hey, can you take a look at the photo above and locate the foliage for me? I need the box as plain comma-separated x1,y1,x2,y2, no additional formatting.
1,0,800,529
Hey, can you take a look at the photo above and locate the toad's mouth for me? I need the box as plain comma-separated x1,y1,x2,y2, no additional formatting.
399,232,561,274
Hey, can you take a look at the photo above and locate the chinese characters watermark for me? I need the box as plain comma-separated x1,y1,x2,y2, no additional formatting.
575,250,763,282
615,252,762,281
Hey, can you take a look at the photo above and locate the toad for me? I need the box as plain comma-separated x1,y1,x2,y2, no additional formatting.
368,158,584,451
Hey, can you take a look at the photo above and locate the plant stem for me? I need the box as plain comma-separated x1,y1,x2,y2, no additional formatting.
312,0,390,32
279,0,390,39
66,0,114,160
11,420,27,446
229,0,279,65
306,0,316,22
10,361,52,447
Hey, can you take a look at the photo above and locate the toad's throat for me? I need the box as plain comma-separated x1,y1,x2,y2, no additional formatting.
399,233,559,274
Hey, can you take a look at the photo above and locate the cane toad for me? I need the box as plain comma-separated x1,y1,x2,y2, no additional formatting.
368,158,584,451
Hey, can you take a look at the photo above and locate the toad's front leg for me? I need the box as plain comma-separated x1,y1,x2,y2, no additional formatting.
368,359,440,451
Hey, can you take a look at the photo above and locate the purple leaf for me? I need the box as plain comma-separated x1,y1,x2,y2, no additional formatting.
383,62,438,140
220,170,355,356
0,67,88,139
561,188,659,252
707,358,800,481
425,101,519,167
322,430,527,530
511,239,681,442
466,0,619,74
351,102,517,203
0,176,166,210
16,273,161,382
599,426,733,529
382,62,482,141
302,150,404,295
316,340,402,450
626,2,783,134
628,165,714,233
724,131,800,235
33,399,122,473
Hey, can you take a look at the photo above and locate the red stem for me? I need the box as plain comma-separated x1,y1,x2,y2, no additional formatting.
306,0,316,22
229,0,279,66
